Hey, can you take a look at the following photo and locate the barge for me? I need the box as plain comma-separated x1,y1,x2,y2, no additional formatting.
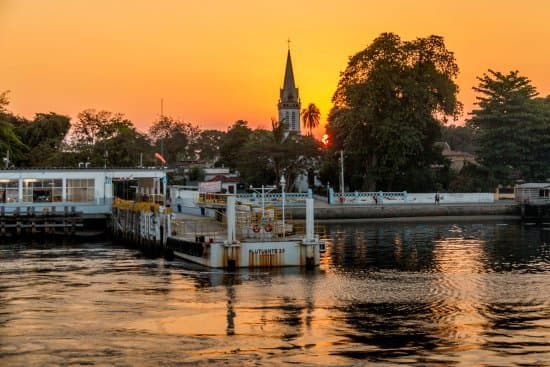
166,196,324,269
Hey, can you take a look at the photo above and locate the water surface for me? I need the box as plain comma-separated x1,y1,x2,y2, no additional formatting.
1,221,549,366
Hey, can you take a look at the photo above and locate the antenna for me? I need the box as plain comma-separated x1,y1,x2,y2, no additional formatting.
160,98,164,117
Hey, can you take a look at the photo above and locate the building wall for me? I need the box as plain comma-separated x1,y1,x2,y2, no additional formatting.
279,108,300,133
0,169,165,206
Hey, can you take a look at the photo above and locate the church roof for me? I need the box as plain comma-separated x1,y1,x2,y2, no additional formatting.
280,50,299,103
206,174,240,183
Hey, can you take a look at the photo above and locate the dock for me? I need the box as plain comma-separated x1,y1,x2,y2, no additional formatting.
0,205,83,237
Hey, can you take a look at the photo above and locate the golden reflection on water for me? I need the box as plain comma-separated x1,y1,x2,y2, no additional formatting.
431,230,488,361
1,224,549,366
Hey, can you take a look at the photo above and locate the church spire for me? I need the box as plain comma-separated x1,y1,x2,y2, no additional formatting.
282,49,297,94
278,48,301,134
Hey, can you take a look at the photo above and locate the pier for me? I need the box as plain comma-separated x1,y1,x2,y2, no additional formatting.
0,205,82,237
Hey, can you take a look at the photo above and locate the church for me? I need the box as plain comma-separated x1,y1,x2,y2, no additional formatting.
278,49,301,134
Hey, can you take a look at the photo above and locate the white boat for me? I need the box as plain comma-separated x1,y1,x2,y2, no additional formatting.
166,197,324,269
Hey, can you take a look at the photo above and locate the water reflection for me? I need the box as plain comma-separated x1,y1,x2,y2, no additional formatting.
0,222,549,366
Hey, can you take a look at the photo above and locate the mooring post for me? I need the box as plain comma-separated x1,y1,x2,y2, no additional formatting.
227,196,236,244
306,198,314,242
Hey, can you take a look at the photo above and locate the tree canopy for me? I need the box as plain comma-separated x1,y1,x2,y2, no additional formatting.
467,70,550,183
326,33,462,191
13,112,71,167
149,116,200,164
301,103,321,136
232,119,321,190
0,91,26,164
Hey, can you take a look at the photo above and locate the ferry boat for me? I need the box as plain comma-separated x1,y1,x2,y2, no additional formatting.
166,196,325,269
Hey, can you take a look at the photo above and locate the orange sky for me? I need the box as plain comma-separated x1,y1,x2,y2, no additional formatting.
1,0,549,137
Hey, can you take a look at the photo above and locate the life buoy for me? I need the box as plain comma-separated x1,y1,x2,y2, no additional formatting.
264,223,273,232
252,224,261,233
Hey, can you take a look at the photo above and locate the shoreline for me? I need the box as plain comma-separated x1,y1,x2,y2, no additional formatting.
314,214,521,224
288,202,520,221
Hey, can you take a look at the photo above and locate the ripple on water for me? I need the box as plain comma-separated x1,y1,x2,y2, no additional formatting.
1,225,549,366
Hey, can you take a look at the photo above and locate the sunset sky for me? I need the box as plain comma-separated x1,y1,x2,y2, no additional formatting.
1,0,549,136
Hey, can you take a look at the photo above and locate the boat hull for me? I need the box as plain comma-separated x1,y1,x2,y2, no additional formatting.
167,236,320,268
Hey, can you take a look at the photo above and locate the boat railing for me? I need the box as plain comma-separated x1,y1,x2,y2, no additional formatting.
171,219,221,242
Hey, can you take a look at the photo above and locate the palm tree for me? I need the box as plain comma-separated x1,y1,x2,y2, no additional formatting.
301,103,321,136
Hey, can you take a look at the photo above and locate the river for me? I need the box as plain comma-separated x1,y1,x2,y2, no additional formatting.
1,221,549,366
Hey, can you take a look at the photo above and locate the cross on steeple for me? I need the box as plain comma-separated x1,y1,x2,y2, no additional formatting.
287,38,291,50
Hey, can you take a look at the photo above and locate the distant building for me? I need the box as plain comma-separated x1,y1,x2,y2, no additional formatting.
278,49,301,134
436,142,477,172
0,168,166,214
515,183,550,204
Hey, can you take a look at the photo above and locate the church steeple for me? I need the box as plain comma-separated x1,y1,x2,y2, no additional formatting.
282,50,297,98
278,48,301,134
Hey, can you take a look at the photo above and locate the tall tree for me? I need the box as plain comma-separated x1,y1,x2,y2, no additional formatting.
237,120,320,190
13,112,71,167
195,129,226,163
467,70,550,182
72,109,132,146
326,33,461,191
218,120,252,169
100,126,154,167
70,109,133,163
149,116,199,165
0,91,26,165
301,103,321,136
440,124,476,153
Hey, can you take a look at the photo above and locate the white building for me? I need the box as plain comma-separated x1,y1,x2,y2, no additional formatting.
0,168,166,215
515,183,550,204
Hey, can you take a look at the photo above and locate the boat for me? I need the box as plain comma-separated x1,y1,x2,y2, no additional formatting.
166,196,324,269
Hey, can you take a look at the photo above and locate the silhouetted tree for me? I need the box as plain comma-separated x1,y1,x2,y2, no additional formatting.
301,103,321,136
467,70,550,182
326,33,461,191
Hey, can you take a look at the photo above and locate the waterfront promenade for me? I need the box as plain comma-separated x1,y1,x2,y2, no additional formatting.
289,199,520,221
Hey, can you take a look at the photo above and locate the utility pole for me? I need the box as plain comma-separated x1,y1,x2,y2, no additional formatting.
160,98,165,158
340,150,344,196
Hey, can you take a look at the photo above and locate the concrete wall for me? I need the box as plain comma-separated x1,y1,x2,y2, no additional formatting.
406,193,494,204
329,189,495,205
289,202,519,220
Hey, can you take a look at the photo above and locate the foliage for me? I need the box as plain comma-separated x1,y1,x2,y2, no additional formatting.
13,112,71,167
467,70,550,183
188,166,205,182
0,90,9,114
218,120,252,169
149,116,200,165
0,91,26,164
326,33,462,191
69,109,133,163
301,103,321,136
98,126,154,167
236,120,321,190
194,129,226,162
72,109,132,146
448,163,495,192
440,124,476,153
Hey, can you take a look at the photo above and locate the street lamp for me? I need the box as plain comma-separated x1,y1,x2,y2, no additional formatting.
280,175,286,238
